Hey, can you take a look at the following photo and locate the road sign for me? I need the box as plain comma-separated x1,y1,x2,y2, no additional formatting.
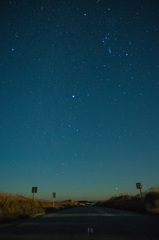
52,192,56,198
32,187,38,193
31,187,38,209
136,182,142,198
52,192,56,208
136,183,142,189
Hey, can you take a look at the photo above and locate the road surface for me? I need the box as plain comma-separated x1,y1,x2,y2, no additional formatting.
0,205,159,239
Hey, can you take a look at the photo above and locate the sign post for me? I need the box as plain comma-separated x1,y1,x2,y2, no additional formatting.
31,187,38,210
32,187,38,200
52,192,56,208
136,183,142,198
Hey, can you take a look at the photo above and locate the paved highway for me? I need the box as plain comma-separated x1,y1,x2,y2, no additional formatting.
0,205,159,239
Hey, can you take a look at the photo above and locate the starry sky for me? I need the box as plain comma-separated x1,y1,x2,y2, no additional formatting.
0,0,159,201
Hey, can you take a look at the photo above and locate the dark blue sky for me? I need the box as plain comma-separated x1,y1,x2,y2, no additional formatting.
0,0,159,200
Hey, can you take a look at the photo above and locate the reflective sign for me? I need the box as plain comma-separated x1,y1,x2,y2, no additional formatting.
52,192,56,198
32,187,38,193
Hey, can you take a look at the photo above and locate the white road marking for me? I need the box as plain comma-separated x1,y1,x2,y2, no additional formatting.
88,227,94,239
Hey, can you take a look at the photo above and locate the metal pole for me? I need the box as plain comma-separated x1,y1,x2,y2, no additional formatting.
31,192,34,210
140,189,142,198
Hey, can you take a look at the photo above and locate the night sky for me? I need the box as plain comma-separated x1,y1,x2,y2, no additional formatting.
0,0,159,201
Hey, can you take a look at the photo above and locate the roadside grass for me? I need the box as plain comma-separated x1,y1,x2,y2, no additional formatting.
1,190,158,223
144,191,159,214
95,191,159,214
0,193,79,224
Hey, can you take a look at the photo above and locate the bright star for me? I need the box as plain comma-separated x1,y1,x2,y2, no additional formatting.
108,47,112,53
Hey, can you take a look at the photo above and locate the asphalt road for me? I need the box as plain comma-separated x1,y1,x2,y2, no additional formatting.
0,205,159,240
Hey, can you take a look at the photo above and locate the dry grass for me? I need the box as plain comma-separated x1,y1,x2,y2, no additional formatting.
144,191,159,214
0,193,79,223
95,191,159,214
1,190,158,223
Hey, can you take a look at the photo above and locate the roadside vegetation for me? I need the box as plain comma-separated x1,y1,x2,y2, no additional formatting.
95,188,159,215
1,187,159,223
0,192,79,224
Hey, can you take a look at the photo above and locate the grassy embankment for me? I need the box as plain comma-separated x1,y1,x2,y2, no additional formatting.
95,191,159,214
0,192,79,224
